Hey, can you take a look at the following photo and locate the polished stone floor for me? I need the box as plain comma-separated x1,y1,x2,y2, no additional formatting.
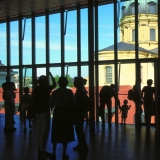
0,114,160,160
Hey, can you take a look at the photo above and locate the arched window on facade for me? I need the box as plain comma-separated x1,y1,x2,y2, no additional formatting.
105,66,112,84
149,5,156,14
132,29,135,42
150,28,156,41
131,6,135,14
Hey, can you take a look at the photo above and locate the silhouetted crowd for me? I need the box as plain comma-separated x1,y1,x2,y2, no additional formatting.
2,74,156,160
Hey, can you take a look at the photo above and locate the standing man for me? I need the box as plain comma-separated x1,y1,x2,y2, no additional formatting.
32,72,56,159
133,79,143,128
99,84,120,127
2,75,16,126
141,79,155,129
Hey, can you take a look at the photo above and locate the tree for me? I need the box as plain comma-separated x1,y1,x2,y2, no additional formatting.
49,74,74,88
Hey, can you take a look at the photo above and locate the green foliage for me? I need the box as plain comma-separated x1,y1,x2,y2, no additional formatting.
49,74,74,88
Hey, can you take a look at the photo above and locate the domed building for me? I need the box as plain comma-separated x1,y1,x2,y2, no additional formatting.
98,0,158,87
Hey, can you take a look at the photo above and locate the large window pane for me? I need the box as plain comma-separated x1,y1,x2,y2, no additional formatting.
81,8,88,62
141,62,155,124
98,64,115,123
49,14,61,64
11,68,19,113
138,0,158,59
65,10,77,63
98,4,114,60
0,23,7,65
118,63,135,124
10,21,19,65
35,16,46,64
49,67,61,87
37,68,46,78
118,0,135,59
22,68,32,89
23,18,32,65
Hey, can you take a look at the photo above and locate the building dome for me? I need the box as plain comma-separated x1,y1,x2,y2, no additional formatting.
121,0,158,18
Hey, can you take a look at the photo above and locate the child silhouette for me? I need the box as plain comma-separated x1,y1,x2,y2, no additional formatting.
119,99,131,125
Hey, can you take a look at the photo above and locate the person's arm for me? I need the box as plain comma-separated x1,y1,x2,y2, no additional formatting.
49,72,56,89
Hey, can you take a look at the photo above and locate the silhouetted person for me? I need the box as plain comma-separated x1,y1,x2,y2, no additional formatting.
73,77,89,152
20,87,33,132
133,79,143,128
141,79,155,129
119,99,131,125
2,75,16,124
50,76,76,160
83,78,89,121
99,84,120,127
3,82,16,132
32,72,56,159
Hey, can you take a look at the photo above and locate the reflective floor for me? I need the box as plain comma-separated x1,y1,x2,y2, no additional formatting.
0,114,160,160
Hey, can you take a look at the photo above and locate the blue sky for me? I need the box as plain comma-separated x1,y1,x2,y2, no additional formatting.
0,2,125,78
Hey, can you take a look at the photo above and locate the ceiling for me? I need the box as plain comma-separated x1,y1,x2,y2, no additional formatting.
0,0,114,20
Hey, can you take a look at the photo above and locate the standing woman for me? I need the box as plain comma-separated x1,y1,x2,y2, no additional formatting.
141,79,155,129
50,76,76,160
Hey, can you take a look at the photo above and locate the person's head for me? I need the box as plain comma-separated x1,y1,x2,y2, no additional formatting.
110,84,116,89
74,77,84,88
147,79,153,86
23,87,29,94
58,76,68,88
6,75,10,81
123,99,128,105
38,75,48,86
83,78,87,85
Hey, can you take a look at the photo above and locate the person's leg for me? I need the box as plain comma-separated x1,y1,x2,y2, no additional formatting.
35,114,41,151
40,111,50,152
53,143,57,155
62,142,68,155
4,105,9,129
62,142,69,160
107,100,112,127
135,102,142,127
28,119,33,128
121,118,123,124
74,117,88,151
23,111,27,131
124,118,126,125
100,100,105,126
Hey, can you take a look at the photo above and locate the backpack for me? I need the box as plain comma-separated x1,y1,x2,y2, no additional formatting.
127,88,135,101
